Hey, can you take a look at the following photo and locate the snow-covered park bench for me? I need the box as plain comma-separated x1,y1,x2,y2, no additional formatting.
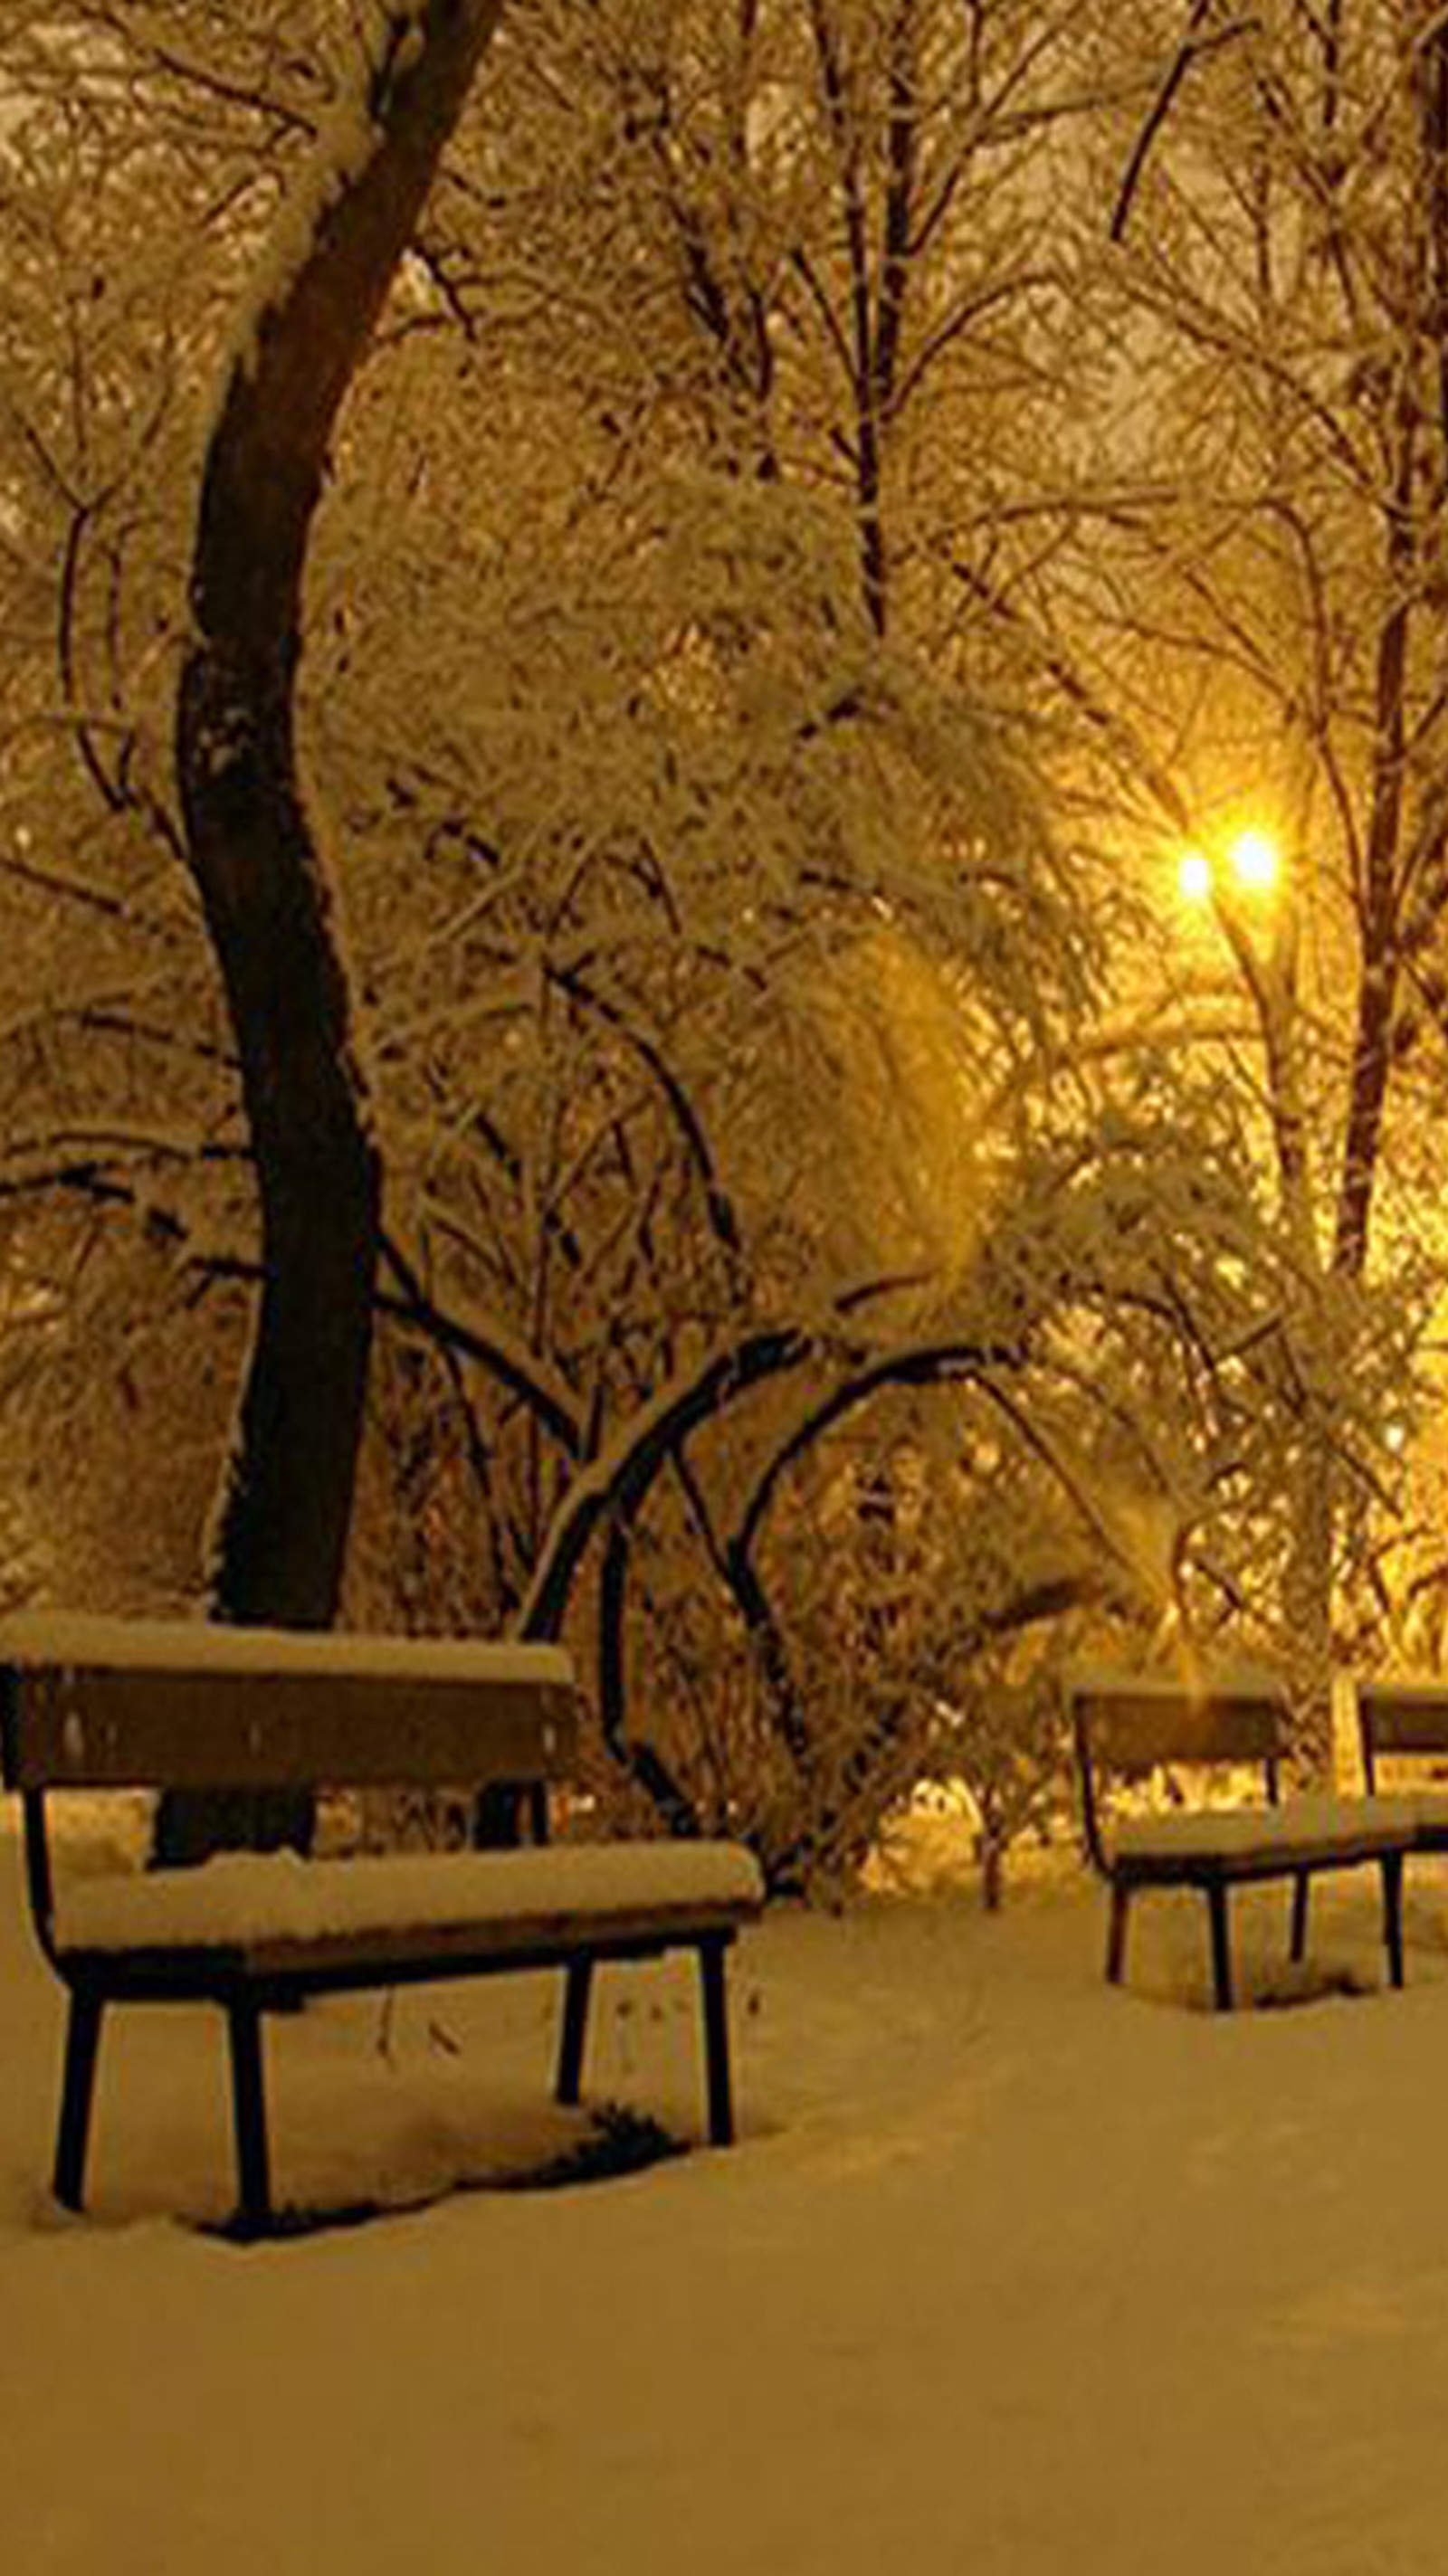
1069,1671,1412,2010
1356,1677,1448,1858
0,1612,764,2237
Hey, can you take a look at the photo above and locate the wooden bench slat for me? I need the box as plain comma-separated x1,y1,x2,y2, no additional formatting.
240,1898,755,1968
1071,1684,1281,1774
1357,1681,1448,1762
57,1903,757,1988
3,1664,579,1790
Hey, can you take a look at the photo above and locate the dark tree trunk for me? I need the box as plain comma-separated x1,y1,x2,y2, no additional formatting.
155,2,509,1864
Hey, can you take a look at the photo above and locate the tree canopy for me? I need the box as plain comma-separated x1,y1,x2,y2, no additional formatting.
3,0,1444,1887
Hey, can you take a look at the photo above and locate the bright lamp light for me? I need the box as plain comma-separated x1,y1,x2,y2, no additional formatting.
1177,847,1213,902
1226,828,1280,893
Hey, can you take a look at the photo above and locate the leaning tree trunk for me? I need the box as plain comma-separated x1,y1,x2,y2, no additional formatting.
156,1,509,1863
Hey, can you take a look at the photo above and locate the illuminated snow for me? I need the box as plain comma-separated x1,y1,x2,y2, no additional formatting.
2,1811,1447,2574
56,1841,764,1952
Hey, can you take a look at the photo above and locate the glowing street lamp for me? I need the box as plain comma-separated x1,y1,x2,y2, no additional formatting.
1164,824,1278,947
1226,827,1280,894
1176,825,1283,908
1177,845,1213,903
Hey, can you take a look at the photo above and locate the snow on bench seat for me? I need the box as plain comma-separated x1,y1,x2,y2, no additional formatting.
56,1842,766,1955
1108,1792,1423,1873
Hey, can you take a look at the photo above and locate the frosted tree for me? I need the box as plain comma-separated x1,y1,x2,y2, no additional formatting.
414,0,1095,647
0,0,1394,1888
0,6,346,1619
0,3,512,1850
1093,0,1448,1274
0,5,249,1607
301,377,1344,1880
1042,0,1448,1755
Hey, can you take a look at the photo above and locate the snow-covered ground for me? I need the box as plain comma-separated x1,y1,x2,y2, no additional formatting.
4,1802,1448,2575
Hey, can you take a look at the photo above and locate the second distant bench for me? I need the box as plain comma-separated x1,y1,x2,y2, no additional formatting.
1069,1673,1416,2010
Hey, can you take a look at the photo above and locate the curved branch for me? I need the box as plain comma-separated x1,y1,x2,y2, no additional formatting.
731,1339,1005,1565
546,960,746,1269
1110,5,1253,243
519,1323,816,1639
376,1228,586,1457
595,1525,702,1837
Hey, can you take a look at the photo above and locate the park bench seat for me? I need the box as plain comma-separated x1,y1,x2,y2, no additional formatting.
0,1611,765,2237
52,1842,762,1973
1107,1791,1420,1873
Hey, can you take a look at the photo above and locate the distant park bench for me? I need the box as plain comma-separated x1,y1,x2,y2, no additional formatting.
1356,1676,1448,1865
1068,1670,1413,2010
0,1612,764,2237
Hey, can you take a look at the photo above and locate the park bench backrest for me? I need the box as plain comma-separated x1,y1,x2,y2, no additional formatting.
0,1615,579,1793
1356,1680,1448,1792
1068,1675,1286,1876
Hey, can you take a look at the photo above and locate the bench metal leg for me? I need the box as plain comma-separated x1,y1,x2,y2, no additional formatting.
1290,1868,1310,1963
226,2000,272,2236
699,1936,735,2146
1106,1885,1130,1986
1206,1882,1234,2010
1381,1850,1405,1989
556,1959,594,2107
53,1988,106,2212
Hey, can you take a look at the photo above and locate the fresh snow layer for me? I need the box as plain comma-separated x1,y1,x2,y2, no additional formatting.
0,1608,575,1687
56,1841,765,1951
6,1806,1448,2573
1109,1790,1423,1863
